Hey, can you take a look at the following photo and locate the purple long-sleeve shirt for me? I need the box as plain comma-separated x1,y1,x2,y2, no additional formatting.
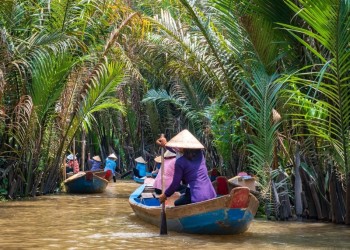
164,152,216,203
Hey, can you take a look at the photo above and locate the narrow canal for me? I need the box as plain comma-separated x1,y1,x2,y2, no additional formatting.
0,181,349,249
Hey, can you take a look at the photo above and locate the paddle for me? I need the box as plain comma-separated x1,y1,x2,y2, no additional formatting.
159,134,167,235
120,170,132,179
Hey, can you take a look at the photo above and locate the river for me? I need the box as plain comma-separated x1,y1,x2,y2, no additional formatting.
0,181,349,249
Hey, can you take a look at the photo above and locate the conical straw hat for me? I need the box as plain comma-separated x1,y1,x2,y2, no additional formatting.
164,150,176,158
108,153,118,159
92,155,101,162
135,156,147,163
166,129,204,149
154,156,161,163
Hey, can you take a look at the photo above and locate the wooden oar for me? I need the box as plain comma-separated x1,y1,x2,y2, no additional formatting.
159,134,167,235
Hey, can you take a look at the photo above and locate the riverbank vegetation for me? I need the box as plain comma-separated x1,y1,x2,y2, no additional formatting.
0,0,349,225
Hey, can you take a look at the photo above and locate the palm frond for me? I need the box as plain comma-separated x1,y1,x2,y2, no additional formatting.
76,58,125,131
5,95,37,159
242,64,283,185
281,0,350,174
28,49,78,123
142,88,204,131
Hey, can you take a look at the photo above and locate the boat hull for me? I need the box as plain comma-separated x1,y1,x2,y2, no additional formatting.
129,184,259,235
133,176,145,184
64,172,109,194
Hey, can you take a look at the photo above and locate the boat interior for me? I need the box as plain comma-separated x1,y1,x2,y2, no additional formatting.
134,176,258,207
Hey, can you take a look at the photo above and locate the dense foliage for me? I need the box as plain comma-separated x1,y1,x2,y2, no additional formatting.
0,0,349,225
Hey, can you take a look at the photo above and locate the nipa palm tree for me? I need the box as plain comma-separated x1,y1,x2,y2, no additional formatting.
281,0,350,224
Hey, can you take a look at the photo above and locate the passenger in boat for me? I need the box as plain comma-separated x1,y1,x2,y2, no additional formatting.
157,130,216,206
133,156,147,178
151,156,161,177
153,150,179,194
209,167,221,182
66,154,79,174
87,153,102,171
104,153,118,182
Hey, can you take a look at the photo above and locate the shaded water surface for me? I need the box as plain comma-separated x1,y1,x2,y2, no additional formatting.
0,181,349,249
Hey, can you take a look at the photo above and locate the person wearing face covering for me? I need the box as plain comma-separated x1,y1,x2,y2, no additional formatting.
157,129,216,206
152,155,161,177
153,150,181,194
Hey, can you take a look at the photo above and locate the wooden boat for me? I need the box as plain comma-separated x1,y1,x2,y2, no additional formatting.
129,181,259,235
64,171,110,194
133,168,152,184
133,176,146,184
133,163,152,184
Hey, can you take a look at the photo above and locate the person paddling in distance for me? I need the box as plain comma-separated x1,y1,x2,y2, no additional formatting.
87,153,102,171
133,156,147,178
104,153,118,182
157,129,216,206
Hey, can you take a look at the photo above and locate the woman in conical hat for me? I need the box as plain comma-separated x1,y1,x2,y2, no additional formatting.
133,156,147,178
151,155,161,178
151,150,177,178
157,129,216,206
152,150,182,194
87,153,102,171
104,153,119,182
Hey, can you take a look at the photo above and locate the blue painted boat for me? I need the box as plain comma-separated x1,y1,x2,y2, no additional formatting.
133,176,146,184
133,161,152,184
129,183,259,234
133,174,154,184
64,171,109,194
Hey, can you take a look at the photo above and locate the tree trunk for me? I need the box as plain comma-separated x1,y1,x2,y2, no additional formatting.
346,173,350,224
301,191,309,218
329,167,344,223
309,181,323,220
271,180,280,219
300,169,317,218
294,146,303,217
81,131,86,171
277,172,292,220
8,179,17,199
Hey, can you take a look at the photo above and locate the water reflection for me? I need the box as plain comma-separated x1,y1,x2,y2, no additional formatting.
0,181,349,249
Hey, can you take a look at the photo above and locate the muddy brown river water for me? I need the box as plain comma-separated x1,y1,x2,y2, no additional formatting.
0,181,349,249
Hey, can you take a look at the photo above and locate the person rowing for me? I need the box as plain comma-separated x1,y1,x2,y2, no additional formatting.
157,129,216,206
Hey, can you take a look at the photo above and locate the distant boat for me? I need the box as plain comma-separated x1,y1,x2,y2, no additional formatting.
64,171,110,194
132,157,153,184
133,176,146,184
129,183,259,235
132,168,152,184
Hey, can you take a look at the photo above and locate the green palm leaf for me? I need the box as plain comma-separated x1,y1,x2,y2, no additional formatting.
75,59,125,132
242,65,283,186
281,0,350,223
28,49,78,123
